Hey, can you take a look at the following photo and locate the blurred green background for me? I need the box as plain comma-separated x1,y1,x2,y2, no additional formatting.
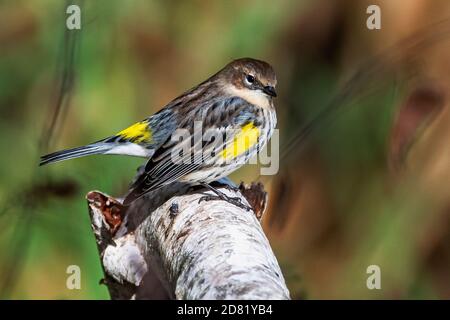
0,0,449,299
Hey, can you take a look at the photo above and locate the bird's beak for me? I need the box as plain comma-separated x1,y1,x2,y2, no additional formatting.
263,86,277,97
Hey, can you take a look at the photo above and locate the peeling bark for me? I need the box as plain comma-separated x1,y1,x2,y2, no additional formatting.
87,180,290,300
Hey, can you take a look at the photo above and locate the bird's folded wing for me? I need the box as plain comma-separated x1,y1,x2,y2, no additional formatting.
123,99,261,205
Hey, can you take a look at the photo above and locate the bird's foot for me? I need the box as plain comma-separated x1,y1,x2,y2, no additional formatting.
198,183,252,211
221,183,240,193
198,194,252,211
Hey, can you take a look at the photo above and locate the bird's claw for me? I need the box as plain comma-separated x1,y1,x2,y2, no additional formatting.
198,194,252,211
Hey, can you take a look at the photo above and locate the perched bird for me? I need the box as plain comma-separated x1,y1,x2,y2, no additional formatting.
40,58,278,208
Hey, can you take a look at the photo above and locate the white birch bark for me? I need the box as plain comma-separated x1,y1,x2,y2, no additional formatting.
87,181,290,300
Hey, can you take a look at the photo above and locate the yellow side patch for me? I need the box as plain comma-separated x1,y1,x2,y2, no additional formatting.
117,121,152,143
222,122,260,160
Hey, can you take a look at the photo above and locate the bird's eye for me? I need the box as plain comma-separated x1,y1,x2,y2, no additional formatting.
245,74,255,85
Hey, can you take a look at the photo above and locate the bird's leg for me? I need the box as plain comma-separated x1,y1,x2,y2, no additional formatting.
198,183,252,211
221,183,240,193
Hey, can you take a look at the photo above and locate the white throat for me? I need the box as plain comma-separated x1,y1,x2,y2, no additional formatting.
225,85,272,109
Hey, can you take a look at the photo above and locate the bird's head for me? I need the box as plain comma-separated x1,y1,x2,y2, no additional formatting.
219,58,277,108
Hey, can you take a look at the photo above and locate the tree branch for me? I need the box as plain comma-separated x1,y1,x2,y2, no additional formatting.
86,180,290,300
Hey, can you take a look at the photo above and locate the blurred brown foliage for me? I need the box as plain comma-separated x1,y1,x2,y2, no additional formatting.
265,0,450,299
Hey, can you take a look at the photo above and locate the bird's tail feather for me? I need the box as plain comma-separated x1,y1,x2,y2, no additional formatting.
39,143,111,166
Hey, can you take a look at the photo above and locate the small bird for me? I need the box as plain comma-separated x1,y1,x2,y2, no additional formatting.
40,58,278,209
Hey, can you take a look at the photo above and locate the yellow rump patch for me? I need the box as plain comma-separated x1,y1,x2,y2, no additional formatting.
117,121,152,143
222,122,260,160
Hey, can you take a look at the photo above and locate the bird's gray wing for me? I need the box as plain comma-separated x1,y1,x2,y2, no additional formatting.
123,97,260,205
